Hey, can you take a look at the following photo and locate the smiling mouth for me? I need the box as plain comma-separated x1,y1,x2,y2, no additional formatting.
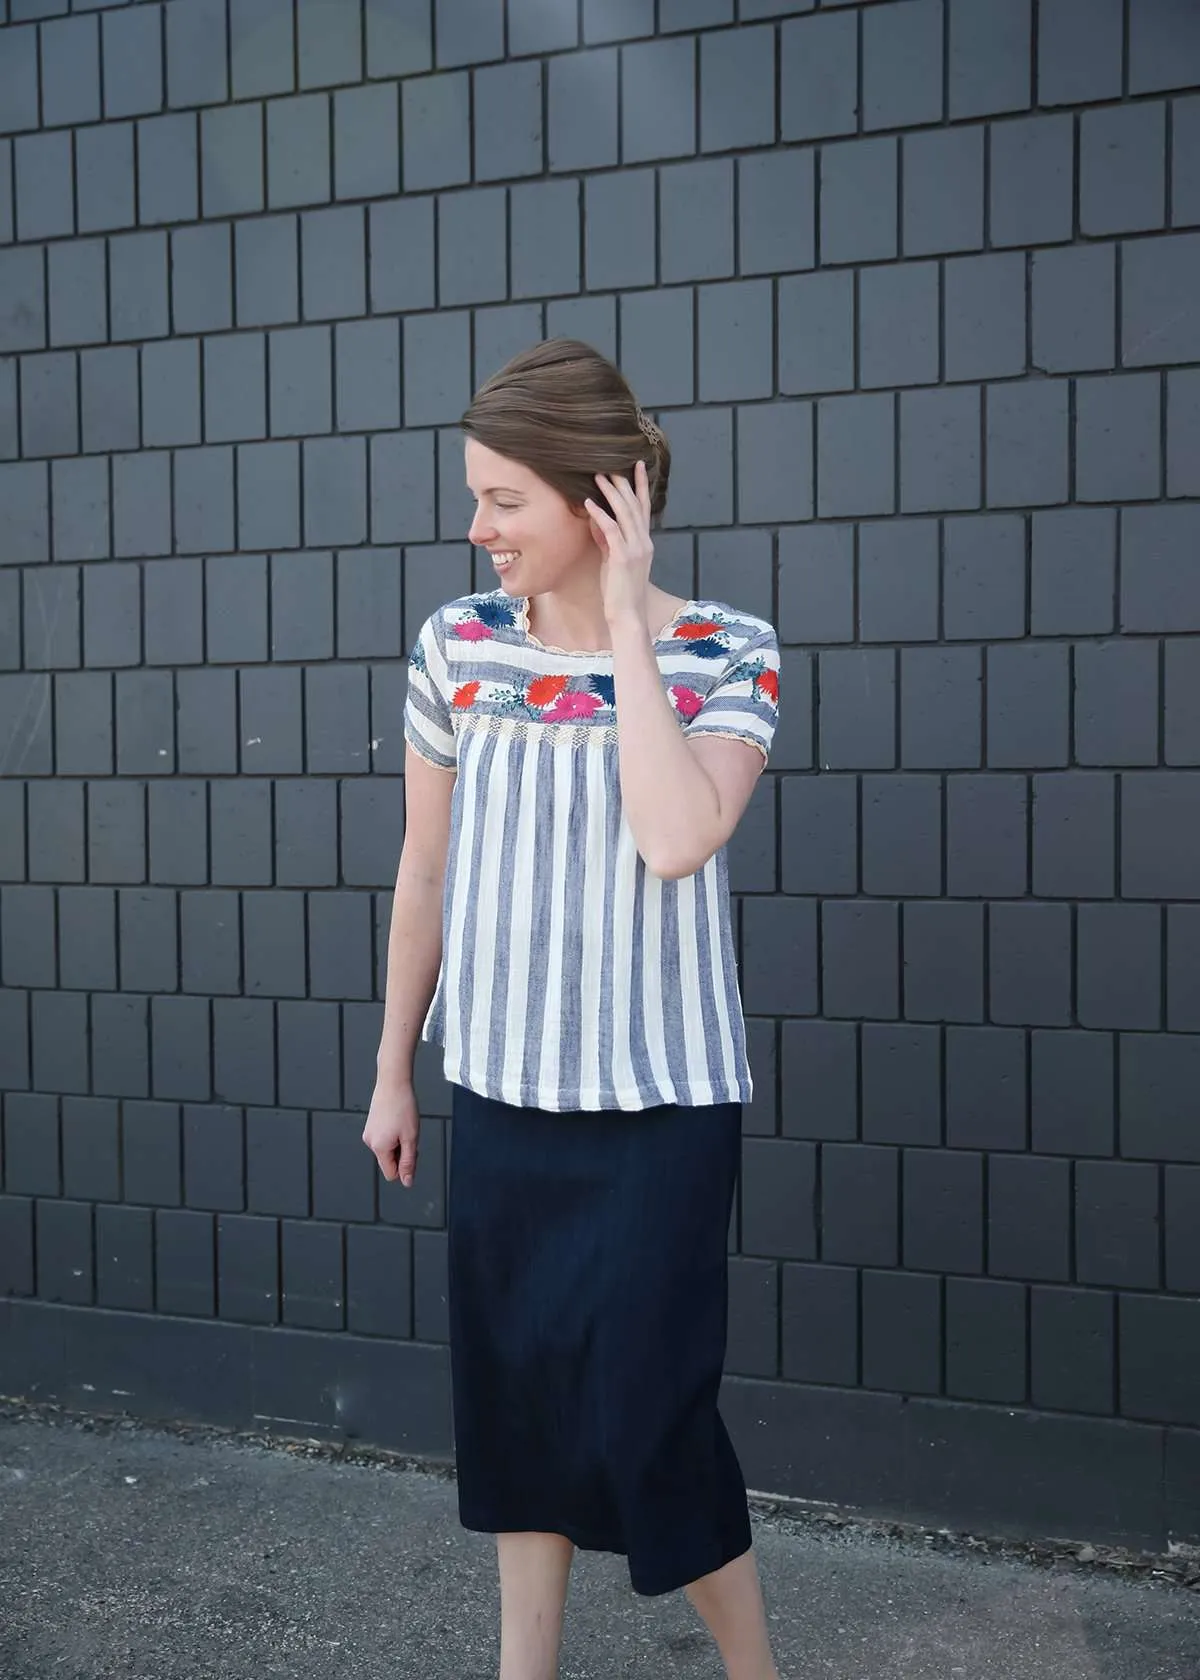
491,552,519,570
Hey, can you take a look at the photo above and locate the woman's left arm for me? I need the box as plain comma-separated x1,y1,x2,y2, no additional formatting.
610,615,765,880
589,462,766,881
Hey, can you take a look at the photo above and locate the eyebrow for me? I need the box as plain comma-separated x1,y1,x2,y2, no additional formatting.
469,485,526,497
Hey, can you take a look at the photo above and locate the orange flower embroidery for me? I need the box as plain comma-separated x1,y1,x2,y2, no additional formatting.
756,668,779,705
674,619,722,639
526,673,571,707
452,681,481,709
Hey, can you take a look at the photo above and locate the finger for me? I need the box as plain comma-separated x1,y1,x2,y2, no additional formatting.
605,470,651,540
397,1138,419,1188
636,459,652,518
584,495,621,537
594,474,637,543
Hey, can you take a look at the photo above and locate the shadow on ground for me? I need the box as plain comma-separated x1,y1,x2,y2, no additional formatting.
1,1405,1198,1679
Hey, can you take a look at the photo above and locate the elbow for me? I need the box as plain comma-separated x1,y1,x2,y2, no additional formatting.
640,843,707,882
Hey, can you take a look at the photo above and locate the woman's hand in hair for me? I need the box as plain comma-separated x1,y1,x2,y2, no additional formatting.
587,461,655,628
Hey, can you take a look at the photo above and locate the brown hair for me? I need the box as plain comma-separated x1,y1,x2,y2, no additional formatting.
461,338,671,522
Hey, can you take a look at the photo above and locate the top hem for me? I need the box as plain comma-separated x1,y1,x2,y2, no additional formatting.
439,1058,751,1113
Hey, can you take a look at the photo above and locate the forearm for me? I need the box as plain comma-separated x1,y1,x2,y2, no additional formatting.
610,612,722,878
374,860,444,1088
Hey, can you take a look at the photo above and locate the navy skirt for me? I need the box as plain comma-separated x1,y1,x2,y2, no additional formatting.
447,1083,753,1597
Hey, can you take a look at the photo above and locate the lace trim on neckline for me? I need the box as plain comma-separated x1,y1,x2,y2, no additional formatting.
514,596,697,657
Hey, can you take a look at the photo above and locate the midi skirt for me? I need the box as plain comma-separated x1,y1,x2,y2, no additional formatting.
447,1083,753,1597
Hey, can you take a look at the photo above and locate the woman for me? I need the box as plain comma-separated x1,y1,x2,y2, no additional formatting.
362,339,783,1680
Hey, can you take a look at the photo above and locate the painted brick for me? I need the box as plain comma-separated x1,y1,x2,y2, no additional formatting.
778,524,853,645
548,49,617,174
990,115,1074,249
1124,233,1200,366
904,1149,984,1273
862,774,941,896
941,251,1025,384
859,263,939,390
701,24,774,151
165,0,228,108
236,217,299,329
137,113,199,227
737,403,813,523
741,1139,816,1260
1076,1160,1161,1290
945,1277,1026,1404
1031,245,1115,374
818,647,894,770
329,84,400,201
142,340,202,448
300,207,366,322
904,902,985,1024
781,1262,857,1385
902,127,984,260
209,780,273,887
948,0,1031,119
402,73,470,192
101,4,164,119
366,0,433,75
201,105,264,219
739,150,814,276
780,12,857,143
818,394,894,518
0,23,40,135
172,224,233,335
20,354,78,460
987,643,1069,770
470,59,542,182
821,137,897,265
778,1020,854,1142
861,1024,941,1147
862,1269,941,1394
660,159,734,282
0,250,46,355
993,1154,1074,1283
1121,505,1200,631
1076,373,1162,504
1030,1286,1115,1416
1037,0,1123,106
622,37,695,163
144,560,204,666
77,121,136,235
205,554,267,665
237,442,301,552
1074,642,1159,769
741,897,816,1018
900,386,981,514
230,0,294,98
942,513,1025,641
778,271,852,395
508,0,577,53
945,1026,1027,1150
1032,772,1116,900
1122,1033,1200,1165
176,668,237,776
822,1144,898,1268
510,178,580,299
986,381,1070,508
1167,369,1200,497
1122,773,1200,901
822,900,899,1022
1166,640,1200,765
15,131,75,242
112,452,171,558
862,0,941,130
583,0,654,40
204,334,266,443
1128,0,1200,96
1166,1166,1200,1290
901,647,982,772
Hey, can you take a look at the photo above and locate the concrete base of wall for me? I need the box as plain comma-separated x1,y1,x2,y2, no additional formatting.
3,1297,1197,1557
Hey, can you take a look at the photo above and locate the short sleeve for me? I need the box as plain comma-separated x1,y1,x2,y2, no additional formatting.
684,627,780,764
403,612,457,770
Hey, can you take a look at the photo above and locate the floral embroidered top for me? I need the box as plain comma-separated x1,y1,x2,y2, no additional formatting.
403,591,781,1113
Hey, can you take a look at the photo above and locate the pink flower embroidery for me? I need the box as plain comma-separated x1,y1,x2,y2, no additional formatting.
670,685,704,719
453,618,494,640
543,690,605,722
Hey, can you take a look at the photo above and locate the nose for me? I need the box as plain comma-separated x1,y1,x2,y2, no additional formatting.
468,507,494,547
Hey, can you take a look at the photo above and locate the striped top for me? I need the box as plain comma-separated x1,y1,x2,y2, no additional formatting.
403,591,780,1113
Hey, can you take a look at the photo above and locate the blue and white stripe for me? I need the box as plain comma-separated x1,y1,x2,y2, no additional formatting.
403,594,780,1113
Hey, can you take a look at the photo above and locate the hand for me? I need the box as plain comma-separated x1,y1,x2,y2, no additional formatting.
362,1079,421,1187
586,461,654,627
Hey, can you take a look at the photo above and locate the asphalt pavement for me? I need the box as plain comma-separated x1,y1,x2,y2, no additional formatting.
2,1402,1199,1679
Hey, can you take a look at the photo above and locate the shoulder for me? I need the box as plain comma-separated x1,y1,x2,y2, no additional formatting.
683,600,778,655
436,590,522,643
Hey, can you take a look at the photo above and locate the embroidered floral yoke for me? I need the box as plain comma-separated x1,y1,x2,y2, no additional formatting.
403,592,781,1113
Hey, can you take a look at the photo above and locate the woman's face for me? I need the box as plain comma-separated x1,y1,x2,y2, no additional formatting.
465,439,595,597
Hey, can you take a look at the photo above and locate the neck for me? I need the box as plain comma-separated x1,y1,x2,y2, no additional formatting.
524,587,684,653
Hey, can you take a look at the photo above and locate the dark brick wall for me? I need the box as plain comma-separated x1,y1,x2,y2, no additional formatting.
2,0,1200,1548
